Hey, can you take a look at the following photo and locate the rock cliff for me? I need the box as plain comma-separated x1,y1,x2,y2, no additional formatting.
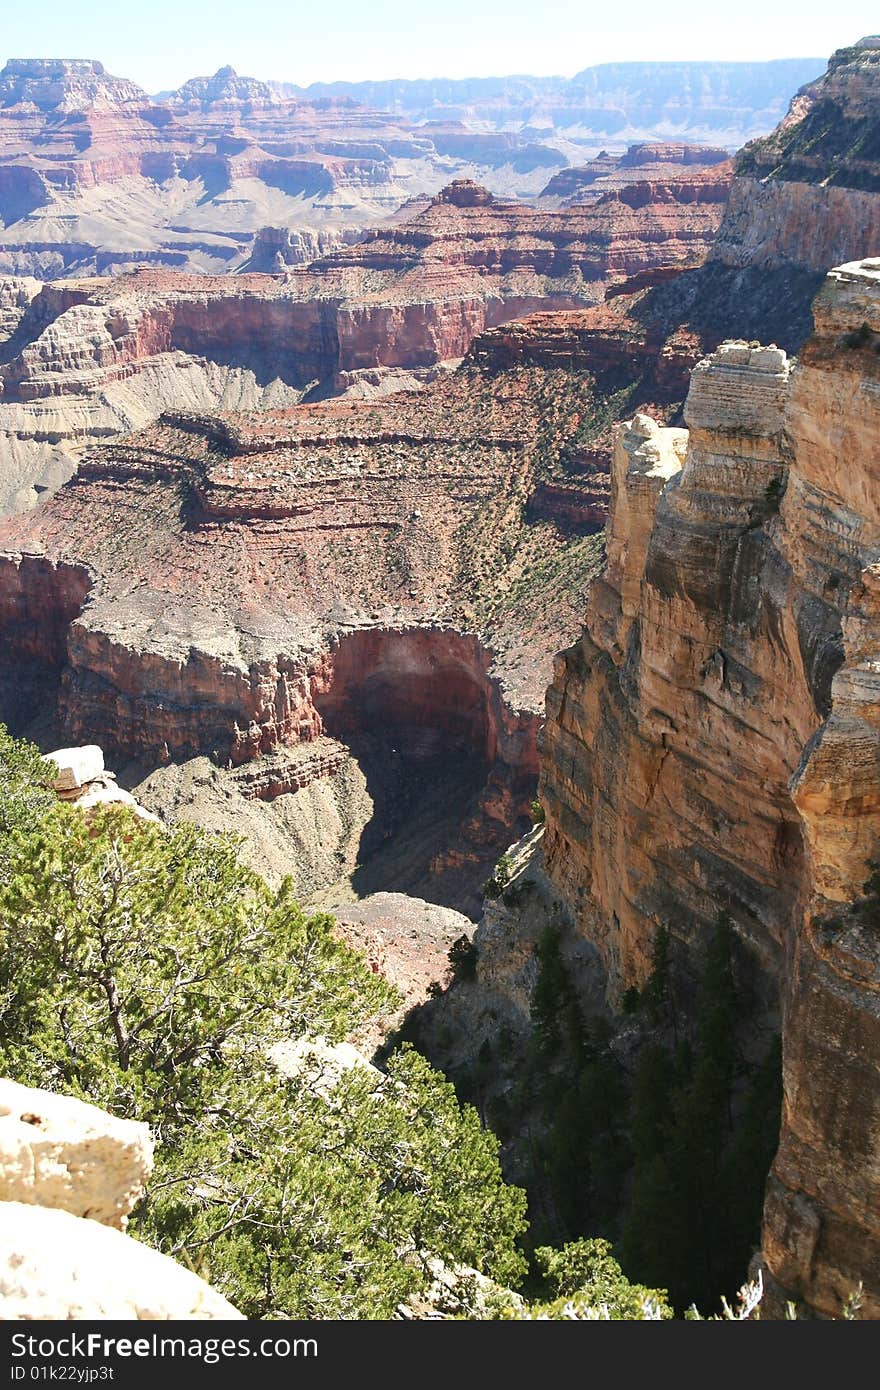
470,40,880,550
539,258,880,1316
504,39,880,447
0,175,726,514
0,355,607,911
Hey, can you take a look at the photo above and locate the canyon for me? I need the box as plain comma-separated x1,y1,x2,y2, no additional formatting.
0,56,818,282
0,161,729,515
0,33,879,1321
0,357,613,912
0,58,559,279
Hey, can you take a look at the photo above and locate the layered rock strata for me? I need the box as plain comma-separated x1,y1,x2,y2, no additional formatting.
539,259,880,1316
539,142,732,206
0,175,727,514
493,39,880,456
0,59,569,279
291,60,822,146
0,358,604,906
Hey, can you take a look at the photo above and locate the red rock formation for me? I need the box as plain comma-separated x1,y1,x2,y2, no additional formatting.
471,294,702,397
0,555,92,729
0,60,568,279
521,41,880,446
0,356,601,888
538,259,880,1316
0,175,728,514
540,143,732,205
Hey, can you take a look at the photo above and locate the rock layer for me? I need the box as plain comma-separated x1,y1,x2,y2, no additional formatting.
0,174,727,515
539,259,880,1316
0,357,605,905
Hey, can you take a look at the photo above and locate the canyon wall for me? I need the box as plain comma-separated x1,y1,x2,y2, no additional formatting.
0,355,601,906
505,40,880,428
0,174,727,515
539,259,880,1315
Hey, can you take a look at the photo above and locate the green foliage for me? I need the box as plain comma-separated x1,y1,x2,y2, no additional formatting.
530,1238,672,1319
763,474,785,510
529,799,546,826
621,914,782,1314
0,723,55,869
0,729,795,1321
448,933,478,982
530,925,572,1057
484,851,515,900
621,985,641,1014
0,752,532,1320
843,320,874,349
143,1044,528,1318
0,806,392,1121
641,924,674,1029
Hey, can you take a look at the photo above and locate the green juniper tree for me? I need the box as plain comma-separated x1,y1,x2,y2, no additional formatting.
0,796,529,1317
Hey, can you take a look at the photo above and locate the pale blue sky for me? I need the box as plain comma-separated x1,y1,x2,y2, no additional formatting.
1,1,876,91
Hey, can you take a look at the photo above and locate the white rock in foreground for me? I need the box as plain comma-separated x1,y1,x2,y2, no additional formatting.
42,745,104,792
0,1079,152,1230
0,1202,243,1320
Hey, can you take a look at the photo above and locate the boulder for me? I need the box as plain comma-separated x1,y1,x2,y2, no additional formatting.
0,1078,151,1230
0,1202,242,1319
42,744,104,792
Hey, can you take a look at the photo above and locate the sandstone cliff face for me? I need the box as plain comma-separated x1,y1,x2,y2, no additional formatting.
0,274,40,344
762,261,880,1317
539,259,880,1315
737,38,880,191
713,40,880,271
713,177,880,274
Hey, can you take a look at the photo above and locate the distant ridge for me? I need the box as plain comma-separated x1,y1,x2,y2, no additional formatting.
273,57,826,141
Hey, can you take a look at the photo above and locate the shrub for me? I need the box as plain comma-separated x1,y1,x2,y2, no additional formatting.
0,740,532,1319
531,1239,672,1319
484,851,516,900
843,321,874,349
448,933,478,982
